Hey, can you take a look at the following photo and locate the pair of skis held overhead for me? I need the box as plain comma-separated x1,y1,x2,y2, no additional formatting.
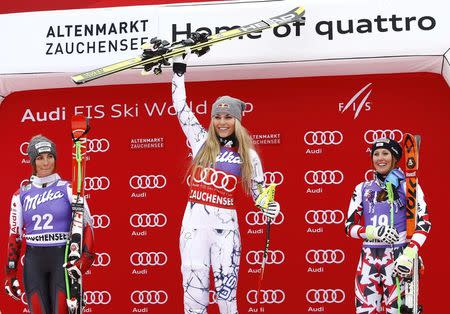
66,6,304,310
67,4,423,313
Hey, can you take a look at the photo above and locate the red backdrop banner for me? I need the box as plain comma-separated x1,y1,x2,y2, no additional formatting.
0,72,449,313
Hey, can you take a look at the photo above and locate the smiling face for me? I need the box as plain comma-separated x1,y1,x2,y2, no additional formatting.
212,114,236,138
34,153,55,177
372,148,395,175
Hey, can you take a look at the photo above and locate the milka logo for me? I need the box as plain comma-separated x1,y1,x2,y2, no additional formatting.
338,83,373,119
23,190,64,211
216,151,241,164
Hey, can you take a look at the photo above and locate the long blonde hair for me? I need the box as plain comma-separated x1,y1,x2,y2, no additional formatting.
190,119,255,194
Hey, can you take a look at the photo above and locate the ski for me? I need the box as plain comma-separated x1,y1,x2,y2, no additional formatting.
400,133,423,314
71,5,305,84
254,183,277,299
65,115,90,314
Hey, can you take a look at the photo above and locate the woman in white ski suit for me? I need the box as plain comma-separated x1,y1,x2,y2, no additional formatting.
170,56,280,314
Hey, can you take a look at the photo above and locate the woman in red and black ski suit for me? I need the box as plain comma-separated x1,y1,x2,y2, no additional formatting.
345,138,431,313
4,135,95,314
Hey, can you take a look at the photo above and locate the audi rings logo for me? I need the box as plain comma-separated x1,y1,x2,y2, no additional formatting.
304,170,344,185
85,176,110,191
305,210,345,224
130,252,168,266
130,213,167,228
92,214,111,229
189,168,238,192
129,175,166,189
84,291,112,305
246,211,284,226
306,249,345,264
93,253,111,267
20,142,29,156
87,138,110,153
209,290,217,304
130,290,168,304
247,289,285,304
364,129,403,144
246,250,285,265
21,292,27,305
306,289,345,304
264,171,284,185
304,131,343,146
365,169,375,181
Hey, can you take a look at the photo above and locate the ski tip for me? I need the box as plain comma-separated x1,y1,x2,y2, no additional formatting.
71,115,89,132
295,6,306,16
71,75,86,85
415,135,421,148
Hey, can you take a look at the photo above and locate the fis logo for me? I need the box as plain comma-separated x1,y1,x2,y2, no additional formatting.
339,83,373,119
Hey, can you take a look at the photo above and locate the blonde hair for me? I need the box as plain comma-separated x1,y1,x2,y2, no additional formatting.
190,119,255,194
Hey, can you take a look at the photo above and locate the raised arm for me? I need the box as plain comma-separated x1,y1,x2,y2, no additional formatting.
172,57,207,157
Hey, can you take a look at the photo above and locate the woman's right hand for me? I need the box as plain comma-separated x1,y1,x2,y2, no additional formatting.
5,272,22,301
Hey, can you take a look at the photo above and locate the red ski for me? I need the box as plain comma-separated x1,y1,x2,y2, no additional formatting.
65,115,90,314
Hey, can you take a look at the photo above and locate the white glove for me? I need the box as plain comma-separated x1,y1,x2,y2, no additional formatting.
173,48,191,64
366,225,399,244
260,201,280,220
393,246,417,278
63,260,82,280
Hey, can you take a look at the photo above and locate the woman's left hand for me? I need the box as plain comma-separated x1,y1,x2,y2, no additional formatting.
63,260,82,280
261,201,281,220
393,246,417,278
